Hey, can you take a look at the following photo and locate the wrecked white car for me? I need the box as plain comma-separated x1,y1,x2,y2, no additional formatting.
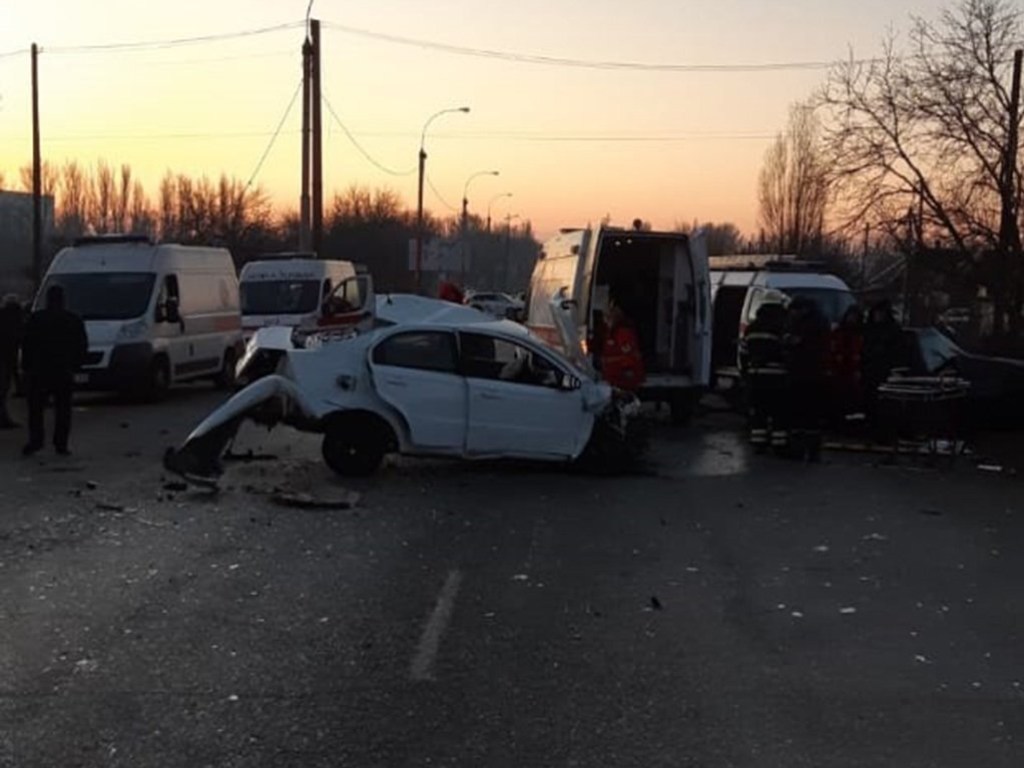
164,294,643,480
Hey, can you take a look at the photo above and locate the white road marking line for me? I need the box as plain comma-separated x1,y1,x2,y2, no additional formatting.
410,569,463,682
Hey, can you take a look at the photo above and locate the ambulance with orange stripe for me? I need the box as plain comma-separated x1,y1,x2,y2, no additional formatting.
526,222,712,423
36,235,243,398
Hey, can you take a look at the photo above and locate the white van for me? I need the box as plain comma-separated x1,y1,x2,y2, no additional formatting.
37,235,243,397
709,256,857,385
239,256,358,339
527,224,712,422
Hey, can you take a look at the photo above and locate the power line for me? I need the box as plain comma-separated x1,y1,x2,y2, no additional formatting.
323,21,875,73
426,175,459,213
322,94,417,176
0,47,30,59
245,78,303,191
44,21,304,54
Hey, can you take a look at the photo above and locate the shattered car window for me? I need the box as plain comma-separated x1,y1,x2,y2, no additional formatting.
461,332,563,388
372,331,458,373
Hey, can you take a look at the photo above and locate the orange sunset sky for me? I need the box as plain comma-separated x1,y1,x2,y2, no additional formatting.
2,0,948,239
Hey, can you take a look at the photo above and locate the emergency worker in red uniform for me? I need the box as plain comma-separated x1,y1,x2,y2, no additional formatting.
600,298,645,391
438,281,465,304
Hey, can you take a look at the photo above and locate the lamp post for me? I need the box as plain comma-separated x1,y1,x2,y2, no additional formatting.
461,170,499,236
504,213,521,289
487,192,513,233
415,106,470,294
460,170,499,285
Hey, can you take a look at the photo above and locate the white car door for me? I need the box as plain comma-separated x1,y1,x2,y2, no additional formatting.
460,332,590,458
369,330,466,451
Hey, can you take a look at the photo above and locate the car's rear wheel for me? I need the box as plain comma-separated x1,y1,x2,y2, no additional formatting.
321,418,389,477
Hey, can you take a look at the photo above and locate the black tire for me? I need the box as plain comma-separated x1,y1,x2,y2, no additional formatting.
145,357,171,402
321,419,388,477
215,348,237,390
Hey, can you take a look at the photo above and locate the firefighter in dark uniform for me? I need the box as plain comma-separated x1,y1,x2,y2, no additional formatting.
783,296,830,462
740,292,789,452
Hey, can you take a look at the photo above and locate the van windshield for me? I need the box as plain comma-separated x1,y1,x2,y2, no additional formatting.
41,273,156,320
785,288,857,325
241,280,322,315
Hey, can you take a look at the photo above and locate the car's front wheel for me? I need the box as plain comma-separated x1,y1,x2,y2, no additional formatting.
321,420,388,477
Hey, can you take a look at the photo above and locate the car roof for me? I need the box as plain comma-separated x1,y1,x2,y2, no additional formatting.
375,294,530,337
756,272,851,290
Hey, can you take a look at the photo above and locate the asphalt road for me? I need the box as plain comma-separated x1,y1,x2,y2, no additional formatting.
1,388,1022,767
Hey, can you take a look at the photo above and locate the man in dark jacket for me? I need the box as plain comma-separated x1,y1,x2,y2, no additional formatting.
740,294,789,451
21,285,88,456
0,294,25,428
784,297,830,462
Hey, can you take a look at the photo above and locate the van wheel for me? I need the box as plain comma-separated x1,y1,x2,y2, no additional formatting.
321,423,387,477
146,357,171,402
215,349,237,390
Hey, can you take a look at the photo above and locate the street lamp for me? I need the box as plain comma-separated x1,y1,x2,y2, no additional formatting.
461,170,500,235
415,106,470,294
487,192,513,232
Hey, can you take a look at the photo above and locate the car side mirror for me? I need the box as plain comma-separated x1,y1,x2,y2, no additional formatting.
562,374,583,391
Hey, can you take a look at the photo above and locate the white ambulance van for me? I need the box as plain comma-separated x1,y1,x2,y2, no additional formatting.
239,255,358,339
36,235,243,397
527,223,712,422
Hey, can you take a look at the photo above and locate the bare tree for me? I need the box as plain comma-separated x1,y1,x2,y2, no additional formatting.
821,0,1024,331
675,220,746,255
757,102,829,255
57,160,92,239
19,161,58,197
93,160,116,234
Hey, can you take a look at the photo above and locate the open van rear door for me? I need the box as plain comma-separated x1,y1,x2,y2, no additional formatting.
549,290,594,376
676,230,712,387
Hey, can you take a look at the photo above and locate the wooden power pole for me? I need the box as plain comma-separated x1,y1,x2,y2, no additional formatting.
311,19,323,256
31,43,42,290
299,35,312,252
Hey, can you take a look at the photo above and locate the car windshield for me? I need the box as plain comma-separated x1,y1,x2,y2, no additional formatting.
241,280,321,315
40,272,156,320
784,288,857,324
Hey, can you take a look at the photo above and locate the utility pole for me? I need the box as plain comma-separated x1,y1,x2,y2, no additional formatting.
31,43,42,290
861,223,870,292
310,19,323,256
998,48,1023,334
299,34,312,252
415,148,426,292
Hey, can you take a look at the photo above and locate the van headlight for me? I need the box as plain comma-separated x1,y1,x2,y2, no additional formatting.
117,319,148,342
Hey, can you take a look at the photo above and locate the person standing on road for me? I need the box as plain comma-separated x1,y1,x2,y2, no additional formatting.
829,305,865,425
21,285,88,457
784,297,830,462
0,294,25,429
600,297,646,392
861,300,903,437
740,294,789,452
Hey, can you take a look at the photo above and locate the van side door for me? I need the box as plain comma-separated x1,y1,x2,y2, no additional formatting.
683,231,712,386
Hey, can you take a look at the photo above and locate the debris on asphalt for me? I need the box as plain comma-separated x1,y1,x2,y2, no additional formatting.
839,606,858,615
511,574,529,582
914,654,929,664
650,596,663,610
791,611,804,618
95,502,129,513
224,449,280,463
85,481,99,490
270,491,360,510
862,533,889,541
977,464,1004,473
813,544,830,553
162,481,188,493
